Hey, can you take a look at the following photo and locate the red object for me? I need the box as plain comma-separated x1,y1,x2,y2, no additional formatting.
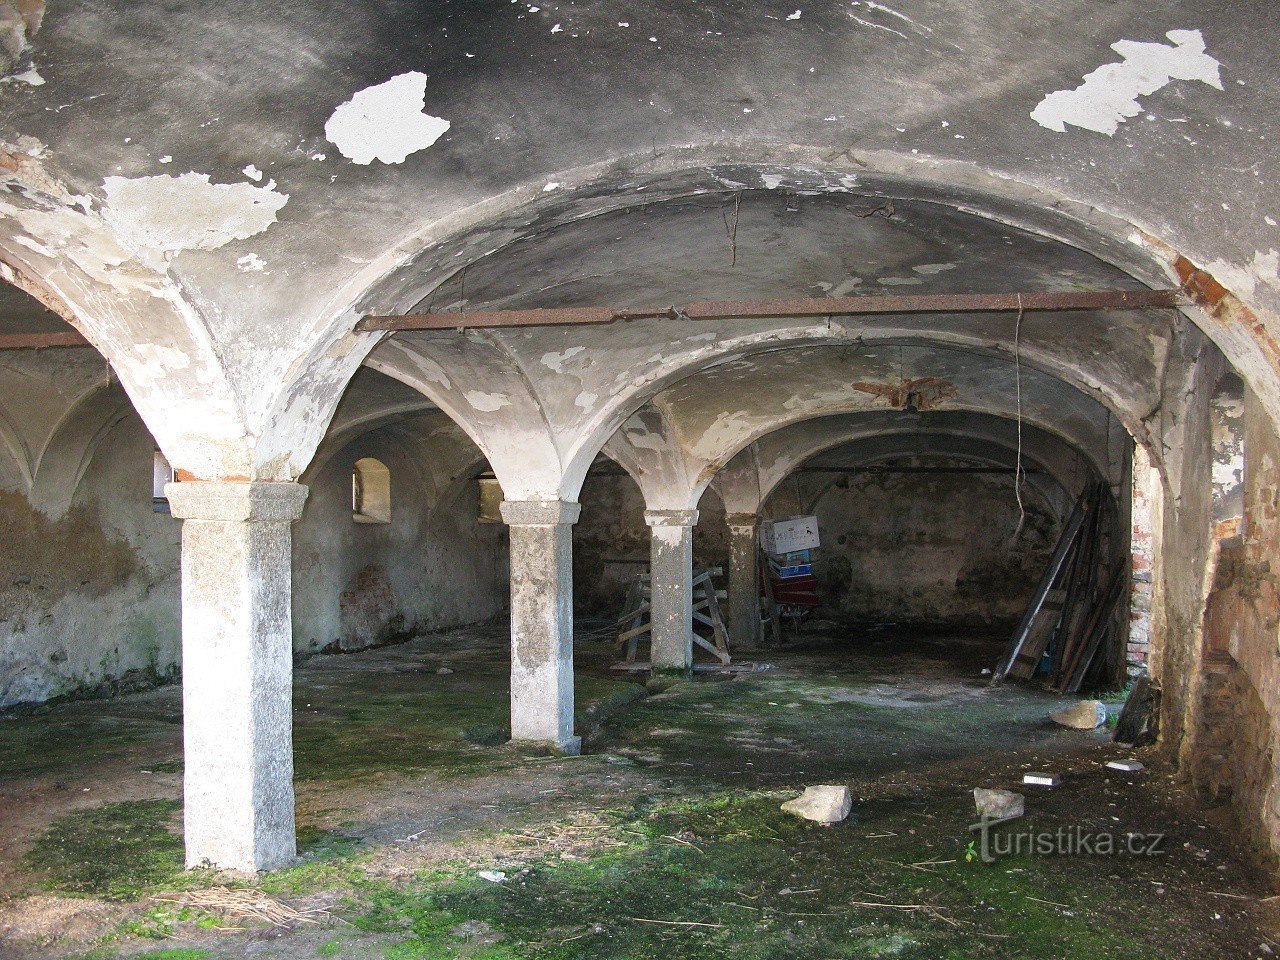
771,573,820,606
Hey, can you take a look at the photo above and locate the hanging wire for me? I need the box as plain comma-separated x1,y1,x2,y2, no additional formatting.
1012,293,1027,539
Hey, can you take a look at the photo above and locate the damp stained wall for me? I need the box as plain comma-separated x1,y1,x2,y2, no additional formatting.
573,470,728,617
291,418,507,652
0,386,509,708
784,459,1063,627
0,411,179,707
1180,386,1280,865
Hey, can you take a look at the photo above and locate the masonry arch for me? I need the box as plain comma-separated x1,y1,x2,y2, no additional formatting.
344,157,1224,511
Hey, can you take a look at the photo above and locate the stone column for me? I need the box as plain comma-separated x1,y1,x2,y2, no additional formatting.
500,500,581,755
165,481,308,873
726,513,761,647
645,509,698,673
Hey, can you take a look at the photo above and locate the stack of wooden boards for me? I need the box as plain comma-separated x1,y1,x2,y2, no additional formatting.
991,484,1126,692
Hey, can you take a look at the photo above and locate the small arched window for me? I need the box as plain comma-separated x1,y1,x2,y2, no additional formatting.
352,457,391,524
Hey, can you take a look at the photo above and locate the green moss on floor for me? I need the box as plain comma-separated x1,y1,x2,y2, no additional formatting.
290,664,645,782
0,713,155,782
22,800,185,901
310,787,1173,960
3,627,1271,959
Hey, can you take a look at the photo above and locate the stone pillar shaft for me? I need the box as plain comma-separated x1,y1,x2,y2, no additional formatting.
166,481,308,873
646,509,699,672
726,513,760,647
501,500,581,755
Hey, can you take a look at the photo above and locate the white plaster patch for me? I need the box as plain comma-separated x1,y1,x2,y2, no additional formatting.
691,410,755,459
761,173,786,189
877,276,923,286
325,72,451,165
621,426,665,452
653,525,687,546
540,346,585,372
13,68,44,86
1213,457,1242,492
101,173,288,260
1204,249,1280,302
236,253,265,272
786,10,802,20
827,277,863,296
464,390,511,412
1031,29,1222,135
912,262,956,274
242,164,263,182
574,391,598,411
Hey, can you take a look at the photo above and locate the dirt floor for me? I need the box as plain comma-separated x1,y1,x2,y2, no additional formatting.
1,620,1278,959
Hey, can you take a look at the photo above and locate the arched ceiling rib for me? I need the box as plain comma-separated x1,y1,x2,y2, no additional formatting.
368,189,1175,498
743,411,1098,508
0,5,1274,492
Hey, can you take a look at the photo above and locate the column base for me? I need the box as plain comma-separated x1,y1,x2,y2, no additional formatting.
511,735,582,757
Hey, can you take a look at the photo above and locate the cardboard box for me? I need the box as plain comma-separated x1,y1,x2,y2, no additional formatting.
762,516,820,555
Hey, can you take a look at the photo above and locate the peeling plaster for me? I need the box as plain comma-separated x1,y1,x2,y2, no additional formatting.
652,524,686,546
325,72,450,165
574,391,598,411
540,346,585,372
101,173,288,263
1031,29,1222,135
464,390,511,412
1205,250,1280,303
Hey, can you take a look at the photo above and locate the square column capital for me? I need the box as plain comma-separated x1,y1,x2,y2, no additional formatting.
500,499,581,526
166,481,309,523
725,512,759,531
645,509,699,528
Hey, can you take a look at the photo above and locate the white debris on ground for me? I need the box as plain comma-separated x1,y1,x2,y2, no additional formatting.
1023,772,1061,787
1049,700,1108,729
1106,759,1145,772
781,785,852,823
973,788,1024,820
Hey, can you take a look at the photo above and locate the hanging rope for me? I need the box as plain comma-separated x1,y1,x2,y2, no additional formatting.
1012,293,1027,541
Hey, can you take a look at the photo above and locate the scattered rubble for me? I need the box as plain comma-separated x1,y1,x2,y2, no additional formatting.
1049,700,1107,730
1023,772,1061,787
1114,674,1160,746
1106,759,1145,772
781,785,852,824
973,788,1024,820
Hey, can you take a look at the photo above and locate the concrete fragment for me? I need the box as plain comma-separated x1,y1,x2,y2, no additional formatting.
1106,759,1145,772
1049,700,1108,729
781,785,852,824
973,788,1024,820
1023,772,1061,787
